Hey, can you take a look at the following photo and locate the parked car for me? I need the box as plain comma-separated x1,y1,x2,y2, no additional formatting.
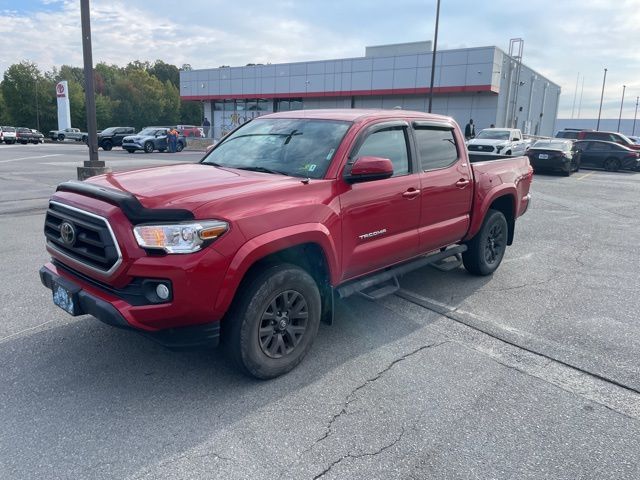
177,125,203,138
0,126,17,144
572,140,640,171
15,127,40,144
576,130,640,151
121,127,186,153
554,128,592,140
49,127,88,142
39,109,533,378
526,139,580,176
627,135,640,144
97,126,136,150
31,129,45,143
466,128,527,156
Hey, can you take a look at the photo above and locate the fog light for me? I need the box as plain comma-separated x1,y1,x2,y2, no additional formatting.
156,284,170,300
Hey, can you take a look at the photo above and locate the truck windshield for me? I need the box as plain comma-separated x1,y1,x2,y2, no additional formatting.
476,130,510,140
202,118,351,179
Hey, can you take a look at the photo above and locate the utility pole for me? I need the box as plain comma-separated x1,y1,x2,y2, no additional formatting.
596,68,607,131
633,96,639,136
35,78,40,131
427,0,440,113
577,76,585,119
570,72,579,119
77,0,110,180
617,85,626,133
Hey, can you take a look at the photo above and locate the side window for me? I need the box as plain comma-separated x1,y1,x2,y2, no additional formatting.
355,126,409,177
413,127,459,171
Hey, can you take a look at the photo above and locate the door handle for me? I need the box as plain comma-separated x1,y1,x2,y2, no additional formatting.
402,188,421,199
455,179,470,188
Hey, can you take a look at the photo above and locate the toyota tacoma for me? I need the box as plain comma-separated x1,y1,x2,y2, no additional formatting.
40,109,533,378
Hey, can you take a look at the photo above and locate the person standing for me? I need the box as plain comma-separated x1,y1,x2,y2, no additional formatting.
465,119,476,140
167,127,178,153
202,117,211,138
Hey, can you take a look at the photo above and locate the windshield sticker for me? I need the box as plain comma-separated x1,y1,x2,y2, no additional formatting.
326,148,335,160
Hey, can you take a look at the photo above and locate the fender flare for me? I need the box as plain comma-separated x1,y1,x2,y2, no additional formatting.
213,223,340,315
464,184,517,241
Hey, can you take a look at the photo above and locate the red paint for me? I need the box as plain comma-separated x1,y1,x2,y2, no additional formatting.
41,109,531,334
180,85,497,101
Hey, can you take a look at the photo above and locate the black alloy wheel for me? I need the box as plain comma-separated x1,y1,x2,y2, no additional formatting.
224,263,321,379
144,142,154,153
604,157,620,172
259,290,309,359
463,209,508,276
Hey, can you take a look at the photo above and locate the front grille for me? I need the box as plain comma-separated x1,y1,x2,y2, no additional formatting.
44,202,121,274
468,144,494,152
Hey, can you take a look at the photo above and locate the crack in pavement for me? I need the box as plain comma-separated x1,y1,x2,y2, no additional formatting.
311,427,405,480
308,341,447,450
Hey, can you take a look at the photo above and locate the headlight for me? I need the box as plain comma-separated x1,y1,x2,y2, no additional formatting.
133,220,228,254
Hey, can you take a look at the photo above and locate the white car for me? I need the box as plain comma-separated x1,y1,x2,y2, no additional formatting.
0,126,17,144
467,128,527,156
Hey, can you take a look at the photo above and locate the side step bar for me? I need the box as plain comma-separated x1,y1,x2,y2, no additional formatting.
336,245,467,300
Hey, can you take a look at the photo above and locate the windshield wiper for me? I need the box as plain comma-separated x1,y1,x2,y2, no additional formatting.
235,166,289,176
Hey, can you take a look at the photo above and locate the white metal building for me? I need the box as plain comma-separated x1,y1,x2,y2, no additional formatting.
180,41,561,140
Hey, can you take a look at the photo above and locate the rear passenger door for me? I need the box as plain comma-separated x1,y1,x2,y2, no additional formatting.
339,122,421,280
412,122,473,253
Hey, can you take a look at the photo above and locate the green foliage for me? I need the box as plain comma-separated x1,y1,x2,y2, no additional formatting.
0,60,203,132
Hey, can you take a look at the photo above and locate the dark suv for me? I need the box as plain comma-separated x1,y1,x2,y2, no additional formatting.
97,127,136,150
576,130,640,150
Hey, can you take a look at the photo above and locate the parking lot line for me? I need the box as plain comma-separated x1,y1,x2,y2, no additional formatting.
577,171,595,181
0,154,62,164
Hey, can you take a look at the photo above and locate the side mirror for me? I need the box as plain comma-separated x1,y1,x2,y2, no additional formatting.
345,156,394,183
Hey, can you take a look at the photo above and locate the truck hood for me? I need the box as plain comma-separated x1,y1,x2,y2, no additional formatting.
87,163,306,214
467,139,509,146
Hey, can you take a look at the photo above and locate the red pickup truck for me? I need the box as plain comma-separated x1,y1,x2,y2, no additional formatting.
40,109,532,378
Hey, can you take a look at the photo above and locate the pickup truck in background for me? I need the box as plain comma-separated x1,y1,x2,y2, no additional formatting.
39,109,533,379
467,128,528,157
16,127,40,144
49,127,88,142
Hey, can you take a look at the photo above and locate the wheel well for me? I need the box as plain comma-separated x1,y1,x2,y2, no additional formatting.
489,195,515,245
239,243,333,324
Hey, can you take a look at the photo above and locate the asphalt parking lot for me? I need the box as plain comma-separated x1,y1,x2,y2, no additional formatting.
1,143,639,479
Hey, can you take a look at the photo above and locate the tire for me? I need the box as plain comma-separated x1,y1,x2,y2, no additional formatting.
505,150,512,156
462,209,509,276
125,148,135,154
176,142,184,152
224,264,321,379
143,142,154,153
58,134,65,141
604,157,620,172
82,135,88,143
102,140,113,151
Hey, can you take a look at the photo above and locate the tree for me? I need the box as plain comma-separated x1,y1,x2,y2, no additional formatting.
2,61,42,128
149,60,179,88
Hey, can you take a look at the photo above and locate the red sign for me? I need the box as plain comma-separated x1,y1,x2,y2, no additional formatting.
56,83,66,98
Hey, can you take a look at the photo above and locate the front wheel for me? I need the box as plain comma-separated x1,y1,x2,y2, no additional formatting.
463,209,508,276
604,157,620,172
102,140,113,151
143,142,154,153
57,134,65,141
224,264,321,379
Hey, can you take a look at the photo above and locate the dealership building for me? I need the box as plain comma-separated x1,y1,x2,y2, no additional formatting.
180,41,561,140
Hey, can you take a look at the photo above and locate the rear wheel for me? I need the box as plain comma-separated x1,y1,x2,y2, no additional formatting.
143,142,154,153
604,157,620,172
224,264,321,379
463,209,508,276
57,134,65,141
176,142,184,152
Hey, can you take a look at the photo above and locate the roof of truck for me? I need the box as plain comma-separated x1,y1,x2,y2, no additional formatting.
262,108,453,123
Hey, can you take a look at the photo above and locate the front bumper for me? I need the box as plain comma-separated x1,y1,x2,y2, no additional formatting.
39,264,221,349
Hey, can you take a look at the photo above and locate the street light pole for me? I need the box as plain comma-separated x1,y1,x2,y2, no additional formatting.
35,78,40,131
427,0,441,113
617,85,626,133
78,0,110,180
596,68,607,131
633,96,639,136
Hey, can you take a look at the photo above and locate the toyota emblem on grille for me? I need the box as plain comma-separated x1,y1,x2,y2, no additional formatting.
60,221,76,246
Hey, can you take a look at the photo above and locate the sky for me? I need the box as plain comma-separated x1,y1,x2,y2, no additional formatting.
1,0,639,119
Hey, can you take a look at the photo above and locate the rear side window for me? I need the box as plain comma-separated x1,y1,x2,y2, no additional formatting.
413,127,459,171
354,126,410,177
